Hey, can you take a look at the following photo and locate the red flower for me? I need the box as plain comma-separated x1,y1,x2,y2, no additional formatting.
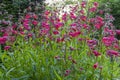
87,40,97,49
116,30,120,35
3,33,9,36
23,19,31,30
114,43,119,49
102,36,115,47
53,30,59,35
93,50,101,57
28,33,33,38
81,1,86,8
95,23,102,29
93,2,99,7
41,22,50,29
79,10,84,14
12,30,18,35
44,10,50,15
20,31,25,35
89,18,95,23
12,24,17,29
40,29,49,35
69,31,81,37
4,46,10,51
55,56,61,60
56,37,64,43
33,14,38,19
56,18,60,22
25,14,31,19
83,24,88,29
0,36,7,44
10,36,16,42
32,20,38,26
70,23,77,27
93,62,98,69
55,22,63,30
96,16,103,21
64,70,71,76
78,38,85,41
93,16,104,29
89,7,97,12
62,13,67,21
70,23,77,31
70,12,77,19
80,68,83,71
107,50,119,57
80,15,87,21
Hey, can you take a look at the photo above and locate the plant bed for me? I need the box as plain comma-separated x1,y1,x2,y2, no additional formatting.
0,1,120,80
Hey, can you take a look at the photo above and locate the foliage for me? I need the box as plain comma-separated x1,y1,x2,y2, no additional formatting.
109,0,120,29
0,0,45,22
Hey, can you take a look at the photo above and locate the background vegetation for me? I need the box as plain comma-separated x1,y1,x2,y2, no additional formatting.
0,0,45,22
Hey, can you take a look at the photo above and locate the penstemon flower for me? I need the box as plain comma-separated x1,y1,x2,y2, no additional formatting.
64,70,71,76
116,30,120,35
4,46,10,51
93,62,98,69
87,40,97,49
107,50,120,57
0,36,8,44
93,50,101,57
69,31,81,37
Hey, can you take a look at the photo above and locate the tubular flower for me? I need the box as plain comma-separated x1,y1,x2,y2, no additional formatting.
102,36,116,47
69,31,81,37
0,36,8,44
81,1,86,8
93,2,99,7
64,70,71,76
53,30,59,35
93,62,98,69
93,50,101,57
70,12,77,19
87,40,97,49
4,46,11,51
55,22,63,30
32,20,38,26
107,50,119,57
116,30,120,35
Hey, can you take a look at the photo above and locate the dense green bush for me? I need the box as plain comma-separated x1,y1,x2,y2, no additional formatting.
0,0,45,21
110,0,120,29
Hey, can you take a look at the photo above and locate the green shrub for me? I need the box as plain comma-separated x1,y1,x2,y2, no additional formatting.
0,0,45,22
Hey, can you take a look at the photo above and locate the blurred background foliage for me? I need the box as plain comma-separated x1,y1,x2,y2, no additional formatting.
110,0,120,29
0,0,45,22
0,0,120,28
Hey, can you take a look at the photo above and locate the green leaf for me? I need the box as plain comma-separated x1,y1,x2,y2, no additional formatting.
6,67,15,76
54,70,62,80
11,75,29,80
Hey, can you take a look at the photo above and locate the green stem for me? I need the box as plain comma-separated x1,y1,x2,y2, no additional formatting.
110,56,114,80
